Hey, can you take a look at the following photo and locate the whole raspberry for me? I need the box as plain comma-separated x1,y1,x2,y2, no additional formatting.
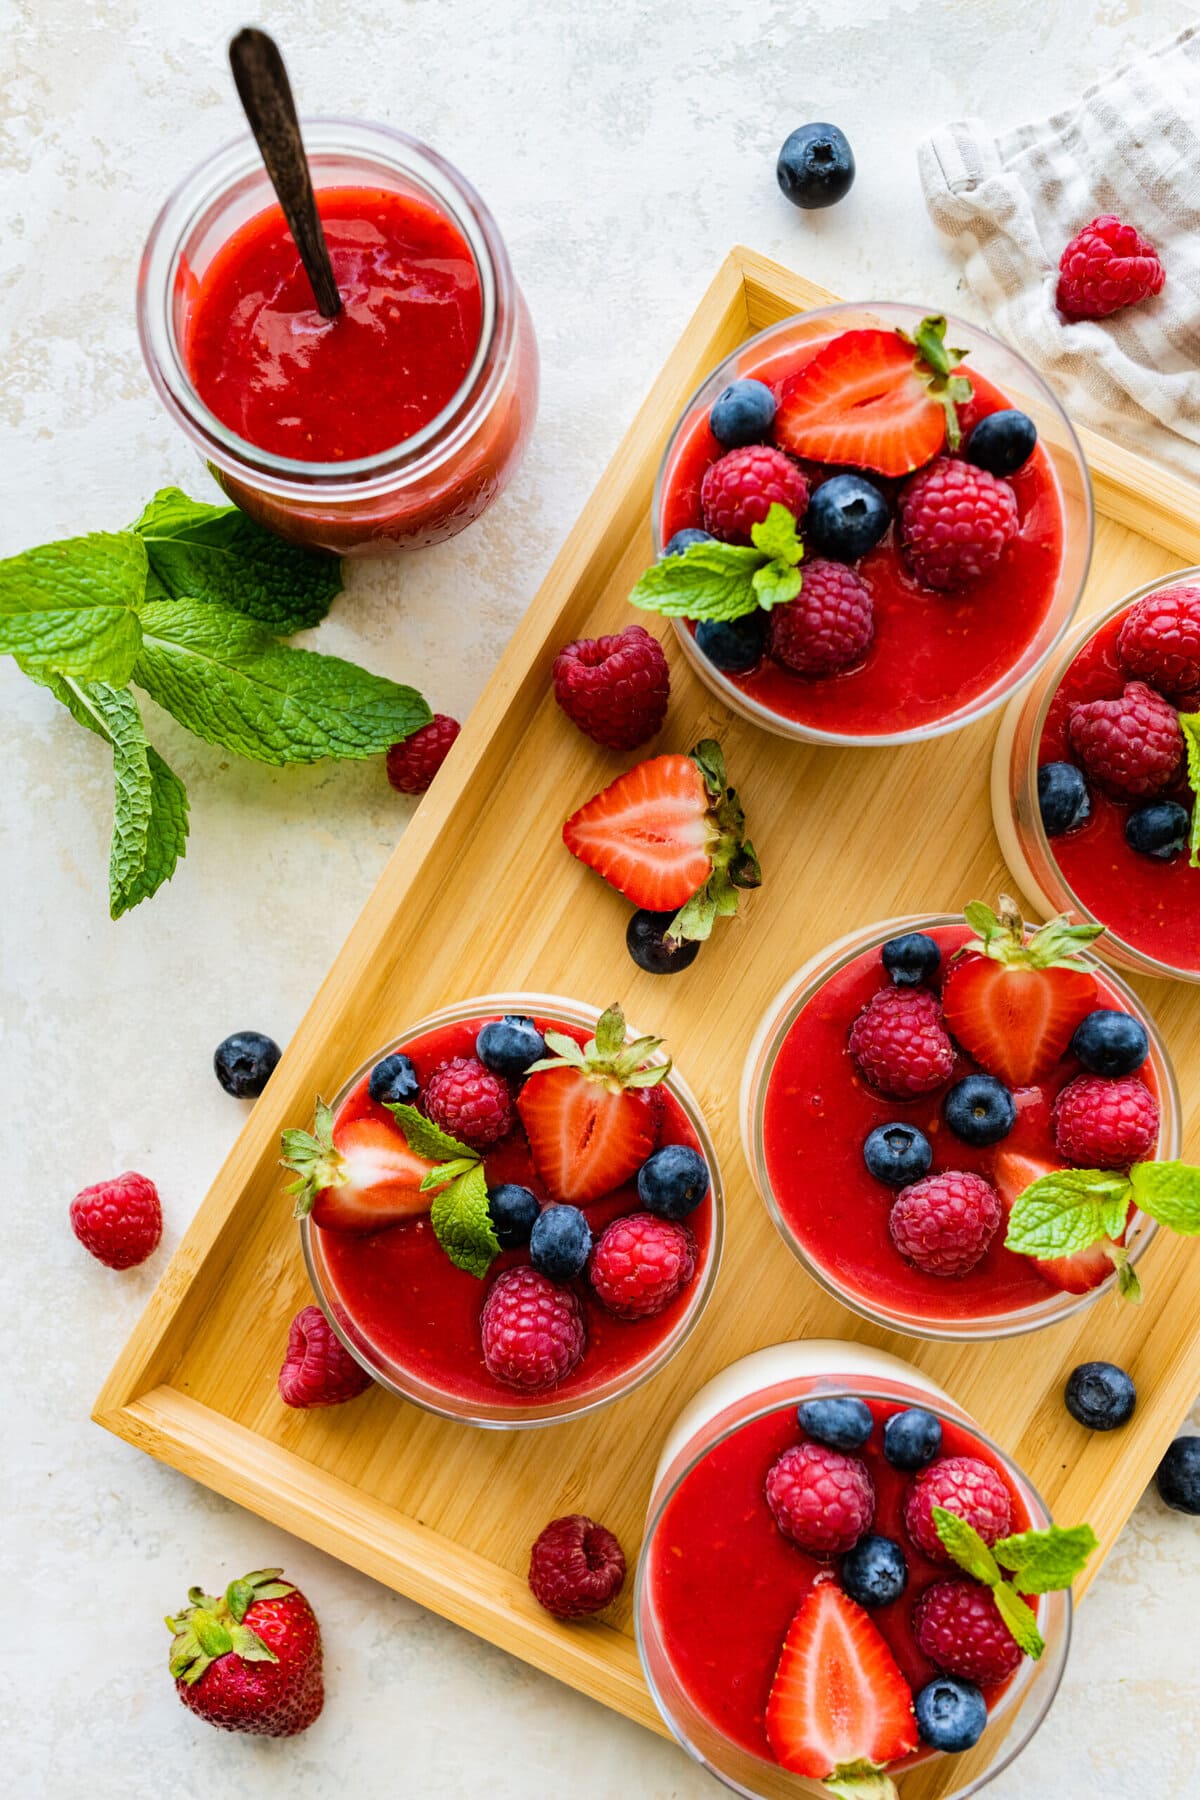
528,1514,626,1618
768,558,873,676
1052,1073,1159,1169
386,713,461,794
889,1172,1001,1278
1056,215,1165,322
899,457,1019,591
70,1171,162,1269
588,1211,696,1319
700,444,809,545
848,987,956,1099
904,1456,1013,1562
480,1266,585,1391
765,1442,875,1556
1068,681,1183,797
1117,585,1200,700
277,1305,373,1408
552,624,670,751
913,1578,1023,1686
423,1055,514,1150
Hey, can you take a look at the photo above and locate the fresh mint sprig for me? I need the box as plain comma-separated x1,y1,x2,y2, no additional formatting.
1004,1159,1200,1301
1180,712,1200,869
630,502,803,624
387,1104,501,1279
932,1506,1097,1660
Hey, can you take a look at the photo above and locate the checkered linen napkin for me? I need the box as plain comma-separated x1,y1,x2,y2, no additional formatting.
918,23,1200,481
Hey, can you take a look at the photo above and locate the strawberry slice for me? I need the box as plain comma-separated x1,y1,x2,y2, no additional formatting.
517,1003,668,1204
994,1149,1129,1295
766,1582,916,1793
281,1105,438,1233
941,899,1102,1088
562,739,759,941
774,315,973,477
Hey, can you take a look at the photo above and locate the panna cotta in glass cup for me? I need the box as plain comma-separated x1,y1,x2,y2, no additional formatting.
637,303,1091,747
282,996,722,1427
739,906,1180,1338
992,573,1200,982
636,1341,1080,1799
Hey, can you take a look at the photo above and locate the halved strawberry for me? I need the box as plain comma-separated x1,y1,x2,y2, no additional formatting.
941,900,1102,1088
517,1004,667,1204
774,315,973,477
766,1582,916,1793
562,739,759,942
281,1104,437,1232
994,1149,1127,1295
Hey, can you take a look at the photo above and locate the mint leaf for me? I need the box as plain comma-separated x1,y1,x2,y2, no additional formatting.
1129,1160,1200,1235
429,1162,500,1278
749,503,803,567
1004,1167,1132,1260
134,600,430,765
133,488,342,634
0,533,145,682
991,1584,1045,1660
387,1103,476,1165
931,1507,1002,1584
1181,714,1200,869
629,541,765,621
751,560,803,609
993,1523,1098,1593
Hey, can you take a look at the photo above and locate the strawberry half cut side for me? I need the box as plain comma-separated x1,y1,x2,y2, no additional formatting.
941,898,1103,1089
562,739,760,944
766,1582,917,1797
994,1148,1136,1298
280,1102,438,1232
774,314,973,478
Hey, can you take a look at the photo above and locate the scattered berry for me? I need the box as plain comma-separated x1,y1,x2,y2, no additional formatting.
766,1442,876,1556
214,1030,281,1098
423,1055,514,1150
841,1534,909,1609
710,378,777,447
70,1171,162,1269
913,1578,1022,1687
476,1014,546,1078
277,1305,372,1408
637,1143,710,1219
899,457,1019,591
883,1408,943,1472
863,1123,933,1188
848,986,955,1099
1125,800,1191,860
766,1583,919,1778
386,713,460,793
889,1171,1001,1277
1037,761,1091,836
167,1568,323,1737
1065,1361,1137,1431
530,1204,593,1281
368,1051,419,1107
1070,1009,1149,1079
487,1182,541,1249
552,624,670,751
1155,1436,1200,1514
944,1074,1016,1147
626,908,702,975
1052,1073,1159,1168
965,408,1037,478
663,527,714,557
695,612,767,673
480,1266,585,1391
881,931,941,987
776,122,856,210
1117,584,1200,698
700,444,809,545
914,1675,988,1753
805,473,890,562
797,1396,874,1451
769,557,873,677
528,1514,626,1619
1057,214,1165,321
588,1211,696,1320
904,1456,1013,1562
1068,681,1183,796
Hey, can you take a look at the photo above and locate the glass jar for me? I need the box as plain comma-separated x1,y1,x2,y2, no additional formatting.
138,121,538,555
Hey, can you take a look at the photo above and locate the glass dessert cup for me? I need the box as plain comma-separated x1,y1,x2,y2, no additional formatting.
139,121,538,555
636,1341,1070,1800
992,574,1200,983
299,993,724,1428
740,916,1180,1340
651,302,1092,747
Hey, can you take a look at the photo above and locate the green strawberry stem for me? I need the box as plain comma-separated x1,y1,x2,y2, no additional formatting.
166,1568,294,1685
897,314,974,452
280,1100,343,1217
823,1764,898,1800
526,1002,671,1090
666,740,761,946
961,896,1104,970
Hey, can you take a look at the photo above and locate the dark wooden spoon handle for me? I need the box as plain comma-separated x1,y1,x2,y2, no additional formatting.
228,27,342,318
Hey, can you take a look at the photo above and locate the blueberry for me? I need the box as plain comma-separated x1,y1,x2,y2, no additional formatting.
806,474,890,563
776,122,855,210
1156,1436,1200,1514
476,1014,545,1078
914,1677,988,1754
368,1051,419,1107
841,1534,908,1609
709,379,777,448
1125,801,1190,861
1037,762,1091,837
529,1204,592,1281
488,1183,540,1250
626,909,702,975
1065,1361,1137,1431
663,527,714,559
863,1123,933,1188
638,1143,710,1218
213,1030,281,1099
964,409,1038,478
1070,1008,1149,1078
695,612,767,674
883,1407,943,1471
797,1396,874,1450
944,1074,1016,1147
881,932,941,986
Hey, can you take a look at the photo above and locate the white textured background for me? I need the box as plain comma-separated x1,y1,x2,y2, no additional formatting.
3,1,1199,1794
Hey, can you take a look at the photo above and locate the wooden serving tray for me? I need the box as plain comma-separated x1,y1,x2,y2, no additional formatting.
98,250,1200,1788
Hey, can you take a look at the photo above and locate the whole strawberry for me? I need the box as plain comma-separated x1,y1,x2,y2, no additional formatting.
1117,585,1200,700
1057,215,1165,321
899,457,1018,591
1068,681,1183,796
553,624,670,750
167,1568,323,1737
386,713,461,794
768,558,873,676
1052,1073,1159,1169
848,986,956,1099
70,1171,162,1269
701,444,809,544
